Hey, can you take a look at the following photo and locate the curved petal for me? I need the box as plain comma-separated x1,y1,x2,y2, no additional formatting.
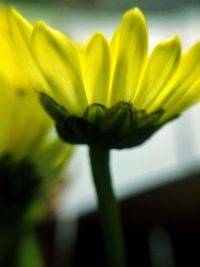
160,78,200,122
31,22,88,116
149,41,200,113
8,9,35,76
134,36,181,109
8,7,32,46
109,8,148,105
0,9,21,88
82,32,110,105
8,8,51,96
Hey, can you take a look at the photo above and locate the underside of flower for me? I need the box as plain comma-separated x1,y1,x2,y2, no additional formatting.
41,94,172,149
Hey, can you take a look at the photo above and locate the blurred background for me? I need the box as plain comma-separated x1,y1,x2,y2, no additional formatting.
3,0,200,266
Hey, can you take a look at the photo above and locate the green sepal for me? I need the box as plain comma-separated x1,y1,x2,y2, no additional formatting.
39,95,176,149
83,103,106,125
56,116,100,145
99,102,133,136
40,93,69,122
135,109,164,128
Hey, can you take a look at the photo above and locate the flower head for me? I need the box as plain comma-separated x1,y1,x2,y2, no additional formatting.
8,7,200,149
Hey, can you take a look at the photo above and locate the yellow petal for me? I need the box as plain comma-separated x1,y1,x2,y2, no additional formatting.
149,41,200,113
8,7,32,42
8,8,34,74
109,8,148,105
8,8,51,96
160,79,200,122
134,36,181,110
82,32,110,105
0,8,22,88
31,22,88,116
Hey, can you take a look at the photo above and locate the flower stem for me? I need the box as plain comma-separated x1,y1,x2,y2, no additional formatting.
89,147,126,267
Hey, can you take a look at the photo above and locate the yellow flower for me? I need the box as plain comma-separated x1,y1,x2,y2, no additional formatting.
7,7,200,149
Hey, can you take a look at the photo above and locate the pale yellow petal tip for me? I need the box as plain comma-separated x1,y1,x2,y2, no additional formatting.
86,32,109,53
33,20,48,34
8,6,23,20
123,7,146,23
8,6,33,32
121,7,148,36
32,20,57,42
167,35,181,45
89,32,108,44
161,35,182,50
33,19,66,41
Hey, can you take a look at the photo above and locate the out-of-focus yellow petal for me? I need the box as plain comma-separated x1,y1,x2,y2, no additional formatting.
31,22,88,116
0,78,14,153
135,36,181,109
0,6,72,180
32,134,73,180
149,41,200,113
82,32,110,105
3,88,52,160
109,8,148,105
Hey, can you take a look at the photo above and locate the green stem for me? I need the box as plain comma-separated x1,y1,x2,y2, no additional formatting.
89,147,126,267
